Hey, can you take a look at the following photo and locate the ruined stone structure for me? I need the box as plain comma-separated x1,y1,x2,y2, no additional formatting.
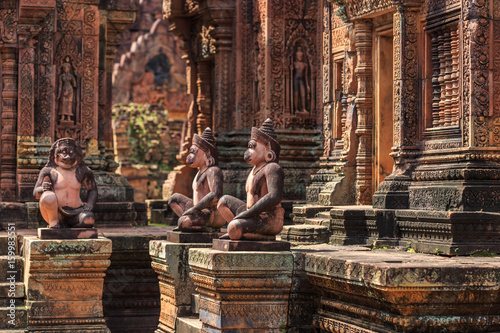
288,0,500,257
0,0,146,228
112,0,191,115
163,0,323,205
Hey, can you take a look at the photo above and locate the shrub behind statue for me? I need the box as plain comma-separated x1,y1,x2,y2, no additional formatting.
33,138,97,228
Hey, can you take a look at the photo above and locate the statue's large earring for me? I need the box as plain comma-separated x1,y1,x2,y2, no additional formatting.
265,151,276,163
208,155,216,166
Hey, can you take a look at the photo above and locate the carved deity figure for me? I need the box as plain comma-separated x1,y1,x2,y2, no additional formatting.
34,138,97,228
218,119,285,240
292,46,310,115
168,128,225,231
57,62,77,122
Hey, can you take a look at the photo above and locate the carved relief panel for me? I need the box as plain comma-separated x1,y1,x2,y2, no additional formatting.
54,0,99,142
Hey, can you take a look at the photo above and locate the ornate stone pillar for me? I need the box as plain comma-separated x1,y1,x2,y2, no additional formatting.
212,23,233,131
372,5,420,209
0,8,18,201
24,236,112,332
196,60,212,134
353,20,373,205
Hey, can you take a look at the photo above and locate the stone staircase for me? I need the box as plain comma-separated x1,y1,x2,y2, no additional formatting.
281,205,332,245
174,294,202,333
0,232,27,332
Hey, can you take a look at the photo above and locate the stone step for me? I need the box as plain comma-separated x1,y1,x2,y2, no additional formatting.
0,256,24,281
0,305,27,329
176,316,202,333
191,293,200,315
0,233,20,255
0,282,25,300
282,224,330,245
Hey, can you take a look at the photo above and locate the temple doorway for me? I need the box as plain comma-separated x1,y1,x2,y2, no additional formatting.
373,24,394,193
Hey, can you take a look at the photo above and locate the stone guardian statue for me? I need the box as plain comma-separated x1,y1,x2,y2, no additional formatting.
168,128,225,231
217,119,285,240
34,138,97,228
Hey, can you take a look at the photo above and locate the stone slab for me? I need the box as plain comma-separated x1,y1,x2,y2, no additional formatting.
212,239,290,251
166,231,221,243
38,228,98,239
301,244,500,332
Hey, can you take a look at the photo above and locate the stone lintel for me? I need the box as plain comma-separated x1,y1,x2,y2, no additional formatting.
150,240,212,332
303,245,500,332
188,248,293,332
24,236,112,332
38,227,98,240
212,239,290,252
166,230,222,243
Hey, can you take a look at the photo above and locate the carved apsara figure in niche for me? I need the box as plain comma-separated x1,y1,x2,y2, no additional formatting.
292,46,311,115
57,61,77,122
33,138,97,228
218,119,285,240
168,128,225,231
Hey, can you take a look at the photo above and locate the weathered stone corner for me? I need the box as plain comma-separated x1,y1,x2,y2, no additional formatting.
23,236,112,333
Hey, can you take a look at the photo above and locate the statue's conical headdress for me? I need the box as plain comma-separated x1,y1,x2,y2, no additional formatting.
251,119,280,161
193,127,219,165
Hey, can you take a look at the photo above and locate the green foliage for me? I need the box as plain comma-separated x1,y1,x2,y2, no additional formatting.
470,249,497,257
372,246,392,250
112,103,177,169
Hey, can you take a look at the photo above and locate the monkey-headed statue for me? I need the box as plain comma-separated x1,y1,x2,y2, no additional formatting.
218,119,285,240
34,138,97,228
168,127,225,231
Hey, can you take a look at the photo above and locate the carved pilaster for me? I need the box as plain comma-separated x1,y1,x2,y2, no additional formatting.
372,5,420,209
0,8,18,201
212,24,233,132
354,20,373,205
196,60,212,134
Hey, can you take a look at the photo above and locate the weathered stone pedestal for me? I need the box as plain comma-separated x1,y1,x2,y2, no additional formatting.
189,245,293,332
23,236,112,332
150,234,214,333
304,245,500,333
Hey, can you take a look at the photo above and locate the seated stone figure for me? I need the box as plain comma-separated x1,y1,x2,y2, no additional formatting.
217,119,285,240
33,138,97,228
168,128,225,231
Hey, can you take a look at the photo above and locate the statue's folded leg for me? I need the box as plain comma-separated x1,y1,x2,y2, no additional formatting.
39,191,60,228
168,193,193,217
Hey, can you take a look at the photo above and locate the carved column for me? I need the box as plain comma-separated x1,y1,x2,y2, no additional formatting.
354,20,373,205
17,25,41,201
212,23,233,131
0,8,18,201
372,5,420,209
196,60,212,134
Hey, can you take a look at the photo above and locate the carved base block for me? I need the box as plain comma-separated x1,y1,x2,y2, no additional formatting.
281,224,329,245
167,231,222,243
38,227,98,239
189,248,293,332
292,205,334,225
329,206,378,246
150,240,213,332
212,239,290,251
23,236,112,332
372,175,411,209
396,209,500,255
410,182,500,212
304,246,500,332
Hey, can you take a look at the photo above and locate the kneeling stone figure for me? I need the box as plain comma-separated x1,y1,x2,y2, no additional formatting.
217,119,285,240
169,128,225,231
34,138,97,228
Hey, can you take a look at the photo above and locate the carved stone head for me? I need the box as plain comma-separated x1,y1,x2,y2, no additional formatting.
189,127,219,167
47,138,84,169
247,118,280,163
